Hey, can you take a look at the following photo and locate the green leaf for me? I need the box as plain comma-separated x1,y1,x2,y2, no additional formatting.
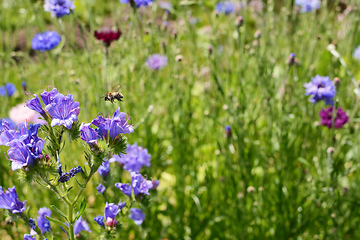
44,215,69,234
74,198,86,221
51,205,68,221
297,157,310,166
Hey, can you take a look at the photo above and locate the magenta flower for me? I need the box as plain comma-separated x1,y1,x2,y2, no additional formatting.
319,106,349,129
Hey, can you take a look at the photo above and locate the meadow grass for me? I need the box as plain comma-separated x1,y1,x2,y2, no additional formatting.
1,0,360,239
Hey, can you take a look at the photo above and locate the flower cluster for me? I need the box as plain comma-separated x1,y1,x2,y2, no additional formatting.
111,143,151,173
295,0,320,12
26,88,80,129
319,107,349,129
0,83,16,97
216,1,235,15
119,0,154,8
58,163,83,183
94,202,126,227
44,0,75,18
31,31,61,52
146,54,168,70
304,75,336,105
0,186,26,214
0,121,44,170
94,28,121,47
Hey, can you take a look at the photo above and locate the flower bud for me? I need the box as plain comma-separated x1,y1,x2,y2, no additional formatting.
247,186,256,193
254,30,261,39
333,77,340,87
208,45,213,55
235,16,243,28
106,217,118,227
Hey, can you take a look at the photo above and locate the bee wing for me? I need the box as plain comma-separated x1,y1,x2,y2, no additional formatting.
111,85,121,92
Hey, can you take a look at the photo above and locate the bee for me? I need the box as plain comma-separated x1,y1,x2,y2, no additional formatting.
104,85,124,103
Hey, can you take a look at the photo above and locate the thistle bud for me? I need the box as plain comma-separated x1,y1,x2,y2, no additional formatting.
254,30,261,39
235,16,243,28
333,77,340,87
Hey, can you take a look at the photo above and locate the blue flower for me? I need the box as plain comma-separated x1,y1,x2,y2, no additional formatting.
44,0,75,18
24,234,36,240
295,0,320,12
58,164,83,183
37,207,51,234
114,183,132,197
29,218,36,229
0,83,16,97
304,75,336,105
40,88,59,105
94,215,104,227
104,202,121,220
96,183,106,194
7,140,35,170
117,143,151,173
0,186,26,214
119,0,153,7
353,46,360,62
131,172,153,196
26,94,46,117
45,93,80,129
129,208,145,225
98,160,110,178
0,118,16,131
91,108,134,141
145,54,168,70
79,123,98,145
216,1,235,15
74,216,91,234
31,31,61,52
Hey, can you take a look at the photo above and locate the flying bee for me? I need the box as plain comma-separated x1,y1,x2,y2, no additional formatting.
104,85,124,103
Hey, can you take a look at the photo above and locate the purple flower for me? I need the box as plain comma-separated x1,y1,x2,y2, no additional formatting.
145,54,168,70
58,165,83,183
45,93,80,129
353,46,360,62
37,207,51,234
115,183,132,197
94,215,104,227
96,183,106,194
7,140,35,170
24,234,36,240
150,180,159,190
98,160,110,178
74,216,91,234
120,0,154,7
304,75,336,105
216,1,235,15
0,186,26,214
295,0,320,12
319,107,349,129
40,88,59,105
91,108,134,140
79,123,98,145
26,94,46,117
31,31,61,52
29,218,36,229
0,118,16,131
44,0,75,18
118,143,151,173
104,202,121,219
131,172,153,196
0,83,16,97
129,208,145,225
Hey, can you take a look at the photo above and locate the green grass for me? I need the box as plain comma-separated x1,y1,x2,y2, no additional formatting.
1,0,360,239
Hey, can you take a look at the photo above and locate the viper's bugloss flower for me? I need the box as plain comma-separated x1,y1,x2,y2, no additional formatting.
94,28,121,47
0,118,16,131
94,215,104,227
96,183,106,194
0,186,26,214
216,1,235,15
26,95,46,117
353,46,360,62
150,180,159,190
37,207,51,234
44,0,75,18
45,93,80,129
0,123,44,170
304,75,336,105
91,108,134,140
117,143,151,173
0,83,16,97
129,208,145,225
104,202,123,220
319,107,349,129
98,160,110,178
145,54,168,70
58,165,83,183
295,0,320,12
29,218,36,229
24,234,36,240
31,31,61,52
115,183,132,197
131,172,153,196
79,123,98,145
74,216,91,234
41,88,59,105
120,0,154,7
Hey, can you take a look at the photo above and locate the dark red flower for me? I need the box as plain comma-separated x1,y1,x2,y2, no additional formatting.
94,28,121,47
319,106,349,129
